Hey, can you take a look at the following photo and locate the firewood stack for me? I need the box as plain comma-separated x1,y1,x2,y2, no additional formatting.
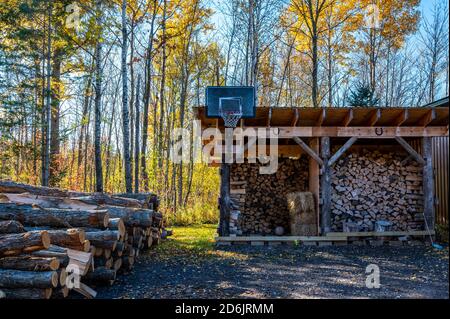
230,158,309,235
0,180,163,299
331,149,424,232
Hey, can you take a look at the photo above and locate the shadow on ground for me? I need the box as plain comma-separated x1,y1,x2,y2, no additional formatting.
96,226,449,299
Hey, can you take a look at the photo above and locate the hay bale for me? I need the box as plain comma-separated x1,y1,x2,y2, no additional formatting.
286,192,317,236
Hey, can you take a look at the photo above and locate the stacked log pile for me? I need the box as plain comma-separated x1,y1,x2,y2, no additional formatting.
331,149,424,232
230,158,309,235
0,180,164,299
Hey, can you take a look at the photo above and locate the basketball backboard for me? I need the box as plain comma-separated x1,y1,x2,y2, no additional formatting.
205,86,256,119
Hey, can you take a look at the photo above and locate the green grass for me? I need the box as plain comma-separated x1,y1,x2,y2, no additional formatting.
153,224,248,261
164,202,219,227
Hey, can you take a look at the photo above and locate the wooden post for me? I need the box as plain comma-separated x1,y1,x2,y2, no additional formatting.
422,137,435,232
320,137,331,234
309,138,320,236
219,163,231,236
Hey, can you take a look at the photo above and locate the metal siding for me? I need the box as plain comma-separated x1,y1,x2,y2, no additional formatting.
432,137,448,225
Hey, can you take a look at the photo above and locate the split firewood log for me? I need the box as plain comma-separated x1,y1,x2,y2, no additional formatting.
0,203,109,228
114,193,159,210
0,180,67,197
71,193,143,208
30,249,69,267
1,288,53,299
0,230,50,257
0,256,60,271
83,267,116,286
24,228,87,252
104,206,153,228
0,220,25,234
85,230,119,250
0,269,58,288
108,218,126,238
0,193,96,210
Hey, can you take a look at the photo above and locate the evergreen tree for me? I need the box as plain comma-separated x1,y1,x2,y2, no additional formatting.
348,83,379,107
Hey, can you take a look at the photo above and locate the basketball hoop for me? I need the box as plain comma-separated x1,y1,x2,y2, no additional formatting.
221,110,242,128
219,97,242,128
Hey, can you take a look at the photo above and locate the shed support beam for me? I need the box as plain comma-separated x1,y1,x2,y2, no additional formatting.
395,137,425,165
212,127,448,138
394,109,409,126
293,137,324,166
320,137,331,235
418,109,436,127
343,109,353,127
219,163,231,236
367,109,381,126
309,138,320,236
422,137,435,232
316,109,326,126
328,137,358,167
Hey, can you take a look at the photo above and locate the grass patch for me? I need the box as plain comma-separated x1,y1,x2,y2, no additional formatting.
165,202,219,227
154,224,248,261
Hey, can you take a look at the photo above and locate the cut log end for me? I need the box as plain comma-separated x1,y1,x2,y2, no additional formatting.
41,231,51,249
59,268,67,287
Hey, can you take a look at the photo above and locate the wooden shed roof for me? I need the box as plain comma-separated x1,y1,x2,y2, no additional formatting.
193,106,449,130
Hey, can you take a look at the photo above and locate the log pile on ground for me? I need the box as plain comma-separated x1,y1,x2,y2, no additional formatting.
331,149,424,232
0,180,164,299
230,158,309,235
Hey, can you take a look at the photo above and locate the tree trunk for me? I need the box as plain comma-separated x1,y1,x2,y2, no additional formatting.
83,267,116,286
49,49,62,186
0,203,109,229
122,0,133,193
0,220,25,234
41,1,52,187
94,1,104,193
0,269,58,288
134,74,141,193
0,230,50,257
1,288,53,299
0,256,60,271
104,206,153,228
158,0,167,171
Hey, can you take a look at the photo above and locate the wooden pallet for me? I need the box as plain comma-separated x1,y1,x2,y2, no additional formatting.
326,230,433,237
216,236,347,243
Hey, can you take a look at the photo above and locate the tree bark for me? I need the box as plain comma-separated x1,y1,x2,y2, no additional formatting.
134,74,141,193
0,220,25,234
105,206,153,228
0,256,60,271
0,230,50,257
83,267,116,286
0,269,58,288
0,203,109,229
1,288,53,299
94,0,104,193
41,1,52,187
122,0,133,193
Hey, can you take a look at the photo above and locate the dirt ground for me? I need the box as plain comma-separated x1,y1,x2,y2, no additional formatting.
96,227,449,299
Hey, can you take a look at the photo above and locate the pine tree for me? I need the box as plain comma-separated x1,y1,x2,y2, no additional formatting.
348,83,379,107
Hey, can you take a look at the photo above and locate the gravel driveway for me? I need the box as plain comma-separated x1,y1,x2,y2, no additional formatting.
96,243,449,299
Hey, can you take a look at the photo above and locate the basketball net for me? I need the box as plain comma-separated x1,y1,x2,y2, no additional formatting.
221,110,242,128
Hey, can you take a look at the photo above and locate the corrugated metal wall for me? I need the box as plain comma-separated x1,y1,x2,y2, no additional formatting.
432,137,449,225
